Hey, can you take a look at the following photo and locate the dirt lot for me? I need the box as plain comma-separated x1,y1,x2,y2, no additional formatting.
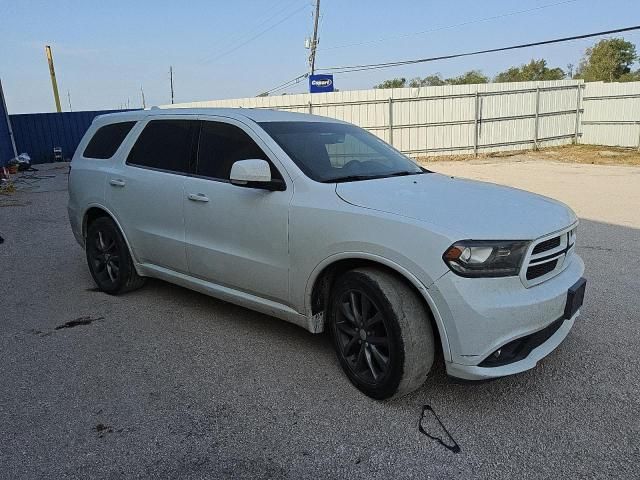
1,159,639,479
419,144,640,167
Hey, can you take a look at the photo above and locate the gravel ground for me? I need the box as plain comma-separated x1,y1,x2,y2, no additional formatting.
1,160,638,479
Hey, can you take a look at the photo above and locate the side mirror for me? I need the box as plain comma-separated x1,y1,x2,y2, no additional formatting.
230,159,284,191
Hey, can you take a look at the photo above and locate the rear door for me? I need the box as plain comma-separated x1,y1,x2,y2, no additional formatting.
184,117,292,302
105,117,198,273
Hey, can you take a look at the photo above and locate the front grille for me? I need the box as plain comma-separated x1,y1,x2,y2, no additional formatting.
522,226,577,286
532,236,561,255
526,259,558,280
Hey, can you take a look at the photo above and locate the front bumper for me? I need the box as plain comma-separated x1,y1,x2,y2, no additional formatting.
429,253,584,378
445,313,577,380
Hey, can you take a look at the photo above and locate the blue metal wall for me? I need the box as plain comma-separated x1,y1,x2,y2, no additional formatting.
9,110,135,164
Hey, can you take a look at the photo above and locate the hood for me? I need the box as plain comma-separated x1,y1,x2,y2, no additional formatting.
335,173,577,240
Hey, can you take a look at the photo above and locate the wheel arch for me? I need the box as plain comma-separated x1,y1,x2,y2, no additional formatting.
82,205,140,266
306,253,451,361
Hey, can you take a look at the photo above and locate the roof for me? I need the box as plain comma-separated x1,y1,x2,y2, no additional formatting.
93,107,343,125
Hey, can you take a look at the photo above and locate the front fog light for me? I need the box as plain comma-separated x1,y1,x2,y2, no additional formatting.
443,240,530,278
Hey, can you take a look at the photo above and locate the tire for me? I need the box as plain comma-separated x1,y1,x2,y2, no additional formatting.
329,267,434,400
85,216,146,294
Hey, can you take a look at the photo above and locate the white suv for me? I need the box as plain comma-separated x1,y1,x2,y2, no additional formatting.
68,108,586,399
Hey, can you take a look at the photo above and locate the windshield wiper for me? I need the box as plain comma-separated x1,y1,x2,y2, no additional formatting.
322,170,426,183
386,170,425,177
322,174,384,183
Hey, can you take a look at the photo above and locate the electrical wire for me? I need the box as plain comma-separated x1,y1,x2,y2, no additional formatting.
317,25,640,74
197,0,300,63
318,0,580,51
200,2,309,64
258,72,309,96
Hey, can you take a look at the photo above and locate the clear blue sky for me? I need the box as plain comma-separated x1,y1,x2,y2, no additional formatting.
1,0,639,113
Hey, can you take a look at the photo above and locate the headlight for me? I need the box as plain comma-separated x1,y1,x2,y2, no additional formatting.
442,240,530,278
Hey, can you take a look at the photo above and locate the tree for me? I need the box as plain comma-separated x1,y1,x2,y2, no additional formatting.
376,70,488,88
373,78,407,89
408,74,446,87
494,59,565,82
444,70,489,85
575,38,637,82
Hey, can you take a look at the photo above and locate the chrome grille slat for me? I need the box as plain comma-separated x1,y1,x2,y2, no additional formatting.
521,225,577,287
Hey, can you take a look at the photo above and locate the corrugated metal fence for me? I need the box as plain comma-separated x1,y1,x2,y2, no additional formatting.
7,109,130,165
168,79,640,156
3,80,639,166
581,82,640,147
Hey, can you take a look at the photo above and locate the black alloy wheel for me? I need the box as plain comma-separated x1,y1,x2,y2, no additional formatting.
334,289,392,384
88,227,121,288
329,267,435,400
85,216,145,294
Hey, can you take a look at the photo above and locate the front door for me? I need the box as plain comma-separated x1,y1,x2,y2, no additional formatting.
184,118,292,302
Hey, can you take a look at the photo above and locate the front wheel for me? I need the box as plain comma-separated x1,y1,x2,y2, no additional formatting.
85,216,145,294
329,267,435,399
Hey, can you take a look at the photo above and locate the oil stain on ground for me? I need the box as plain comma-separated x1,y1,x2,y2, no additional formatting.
55,316,104,330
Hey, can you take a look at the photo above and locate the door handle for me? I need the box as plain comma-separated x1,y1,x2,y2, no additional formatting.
109,179,126,187
187,193,209,202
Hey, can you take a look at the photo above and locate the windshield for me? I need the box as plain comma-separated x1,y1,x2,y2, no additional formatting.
259,121,425,183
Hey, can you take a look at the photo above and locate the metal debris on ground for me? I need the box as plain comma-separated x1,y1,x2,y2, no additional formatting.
95,423,114,438
418,405,461,453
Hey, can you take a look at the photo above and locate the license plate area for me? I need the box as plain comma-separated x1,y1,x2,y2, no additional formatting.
564,277,586,319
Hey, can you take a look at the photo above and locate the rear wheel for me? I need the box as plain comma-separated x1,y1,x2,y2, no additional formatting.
329,267,434,399
85,216,145,294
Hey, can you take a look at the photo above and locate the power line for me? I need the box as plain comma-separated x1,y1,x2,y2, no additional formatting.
258,72,308,96
317,25,640,75
200,2,308,64
197,0,300,63
319,0,580,51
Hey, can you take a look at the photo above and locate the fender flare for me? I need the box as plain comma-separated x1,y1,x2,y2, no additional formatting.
305,252,452,362
82,203,142,270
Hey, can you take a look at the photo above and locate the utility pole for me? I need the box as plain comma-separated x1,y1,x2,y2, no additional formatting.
169,66,174,104
140,85,146,109
45,45,62,112
67,89,72,112
0,77,18,158
308,0,320,76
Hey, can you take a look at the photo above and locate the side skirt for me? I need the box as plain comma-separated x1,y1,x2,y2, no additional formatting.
137,263,320,333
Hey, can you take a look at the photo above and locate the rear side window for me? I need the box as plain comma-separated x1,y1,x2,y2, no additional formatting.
126,120,198,174
197,121,280,181
83,121,135,159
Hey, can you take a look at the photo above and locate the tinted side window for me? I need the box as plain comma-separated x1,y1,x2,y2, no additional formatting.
126,120,197,174
197,122,280,180
83,121,136,159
